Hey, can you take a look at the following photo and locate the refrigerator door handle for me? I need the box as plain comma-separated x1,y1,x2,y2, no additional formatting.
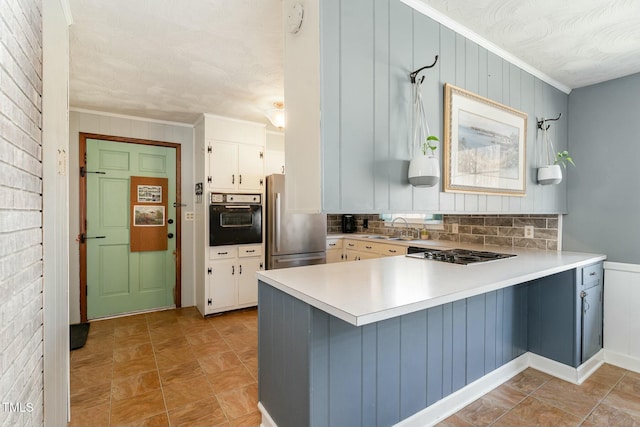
275,192,281,252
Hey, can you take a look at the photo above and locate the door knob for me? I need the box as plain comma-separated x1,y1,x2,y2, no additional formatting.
168,218,174,224
168,233,174,239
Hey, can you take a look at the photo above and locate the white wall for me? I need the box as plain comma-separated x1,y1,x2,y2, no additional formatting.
0,0,46,425
68,110,195,323
603,263,640,373
43,0,72,425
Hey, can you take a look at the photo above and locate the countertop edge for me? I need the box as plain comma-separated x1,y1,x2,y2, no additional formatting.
257,254,606,327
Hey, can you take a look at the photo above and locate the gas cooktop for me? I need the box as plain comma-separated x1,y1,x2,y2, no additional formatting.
406,247,516,265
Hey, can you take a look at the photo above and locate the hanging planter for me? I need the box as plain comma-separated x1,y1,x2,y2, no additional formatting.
408,60,440,188
409,136,440,187
536,115,575,185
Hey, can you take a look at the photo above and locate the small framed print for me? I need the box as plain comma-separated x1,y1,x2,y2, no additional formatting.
133,205,165,226
137,185,162,202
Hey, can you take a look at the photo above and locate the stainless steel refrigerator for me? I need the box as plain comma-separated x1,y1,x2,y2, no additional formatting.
265,174,327,269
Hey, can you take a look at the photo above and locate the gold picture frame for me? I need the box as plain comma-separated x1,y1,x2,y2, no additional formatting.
443,83,527,196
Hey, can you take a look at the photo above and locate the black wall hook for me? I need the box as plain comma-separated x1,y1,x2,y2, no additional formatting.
537,113,562,131
410,55,439,84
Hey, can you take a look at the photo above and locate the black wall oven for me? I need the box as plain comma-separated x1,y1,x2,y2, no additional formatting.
209,193,262,246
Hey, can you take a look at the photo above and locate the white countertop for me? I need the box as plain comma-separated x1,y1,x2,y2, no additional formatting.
257,237,606,326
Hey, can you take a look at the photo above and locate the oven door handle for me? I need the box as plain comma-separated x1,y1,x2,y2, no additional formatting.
223,205,251,209
275,193,281,252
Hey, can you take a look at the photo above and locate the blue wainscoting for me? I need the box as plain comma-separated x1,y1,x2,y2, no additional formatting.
258,281,529,427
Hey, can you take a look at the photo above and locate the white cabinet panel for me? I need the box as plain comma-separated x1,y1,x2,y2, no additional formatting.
208,259,236,312
238,257,262,305
209,141,237,191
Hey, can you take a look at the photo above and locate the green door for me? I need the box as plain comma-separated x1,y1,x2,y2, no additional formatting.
86,139,176,319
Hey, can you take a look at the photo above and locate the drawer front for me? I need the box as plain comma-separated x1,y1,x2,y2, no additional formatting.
239,245,262,258
376,243,407,256
356,241,377,252
210,246,237,260
581,262,603,288
326,238,343,250
344,240,358,251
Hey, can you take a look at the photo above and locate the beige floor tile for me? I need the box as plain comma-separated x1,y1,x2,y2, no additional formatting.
113,331,151,349
533,377,612,418
216,383,259,420
154,344,198,370
615,371,640,396
198,351,244,375
190,339,233,359
151,334,190,352
603,388,640,419
71,363,113,390
492,396,582,427
70,350,113,370
458,383,526,426
588,363,628,388
68,402,110,427
70,382,111,412
504,368,552,394
110,389,165,425
113,354,157,379
114,322,149,338
110,411,170,427
162,374,215,410
435,414,475,427
113,342,154,363
167,397,228,427
581,402,640,427
207,365,256,394
158,359,204,386
229,410,262,427
111,370,161,400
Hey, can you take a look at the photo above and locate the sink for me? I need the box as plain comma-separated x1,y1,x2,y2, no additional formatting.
365,235,404,241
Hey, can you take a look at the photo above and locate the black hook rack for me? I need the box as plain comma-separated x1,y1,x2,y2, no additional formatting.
410,55,439,84
537,113,562,131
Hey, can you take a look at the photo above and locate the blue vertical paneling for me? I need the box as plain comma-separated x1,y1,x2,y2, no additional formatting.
377,317,402,425
319,0,341,212
388,0,413,211
441,302,453,396
484,291,497,372
438,26,456,212
466,294,486,382
464,40,480,213
374,0,391,212
309,309,329,427
502,285,514,365
362,323,378,426
412,12,441,211
340,0,375,211
328,317,363,427
426,305,444,405
495,289,504,365
400,311,428,418
452,300,466,391
520,72,536,212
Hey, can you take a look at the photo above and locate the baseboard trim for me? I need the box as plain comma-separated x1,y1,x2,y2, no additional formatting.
604,349,640,374
258,402,277,427
528,350,604,385
257,352,607,427
395,354,529,427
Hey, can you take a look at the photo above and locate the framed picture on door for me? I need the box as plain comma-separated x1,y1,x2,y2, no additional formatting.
130,176,168,251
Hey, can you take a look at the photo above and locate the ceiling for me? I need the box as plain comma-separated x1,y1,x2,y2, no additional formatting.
68,0,640,126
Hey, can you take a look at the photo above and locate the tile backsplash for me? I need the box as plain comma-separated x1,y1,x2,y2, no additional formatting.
327,214,559,250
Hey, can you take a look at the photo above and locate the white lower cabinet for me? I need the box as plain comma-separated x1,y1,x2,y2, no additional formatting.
204,245,263,315
326,238,344,263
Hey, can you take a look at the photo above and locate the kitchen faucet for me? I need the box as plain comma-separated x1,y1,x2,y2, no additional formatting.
391,217,409,236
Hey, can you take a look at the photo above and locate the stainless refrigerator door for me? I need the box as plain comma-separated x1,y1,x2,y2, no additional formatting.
266,174,327,257
268,252,326,270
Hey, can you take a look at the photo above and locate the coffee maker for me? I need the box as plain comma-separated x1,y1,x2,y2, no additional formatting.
341,214,356,233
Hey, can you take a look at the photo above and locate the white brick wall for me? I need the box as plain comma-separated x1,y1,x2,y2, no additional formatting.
0,0,44,426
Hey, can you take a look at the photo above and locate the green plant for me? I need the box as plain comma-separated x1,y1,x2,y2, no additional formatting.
554,150,575,168
421,135,439,156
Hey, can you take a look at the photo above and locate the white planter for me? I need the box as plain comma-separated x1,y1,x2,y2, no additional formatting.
537,164,562,185
408,155,439,187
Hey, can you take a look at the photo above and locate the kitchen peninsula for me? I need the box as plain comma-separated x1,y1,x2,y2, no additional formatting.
256,244,605,427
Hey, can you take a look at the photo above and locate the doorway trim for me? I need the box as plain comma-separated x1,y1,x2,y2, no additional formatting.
79,132,182,322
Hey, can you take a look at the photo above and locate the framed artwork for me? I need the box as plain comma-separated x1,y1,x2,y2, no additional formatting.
133,205,165,226
137,185,162,202
443,83,527,196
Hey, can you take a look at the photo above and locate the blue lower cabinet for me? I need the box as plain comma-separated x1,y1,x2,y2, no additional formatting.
258,263,603,427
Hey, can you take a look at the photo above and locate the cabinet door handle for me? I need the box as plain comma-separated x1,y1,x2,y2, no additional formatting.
239,265,243,274
329,243,336,247
365,245,372,249
239,174,242,184
589,271,596,276
232,174,235,184
389,249,397,253
348,243,355,247
246,249,255,253
232,265,235,275
218,251,228,255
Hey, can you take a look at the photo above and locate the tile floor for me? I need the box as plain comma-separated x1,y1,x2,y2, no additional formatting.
69,306,260,427
70,306,640,427
438,364,640,427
